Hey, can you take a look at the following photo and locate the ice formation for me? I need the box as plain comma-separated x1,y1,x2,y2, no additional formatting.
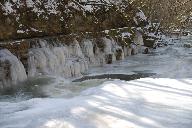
0,49,27,89
27,37,128,78
0,36,141,89
27,39,88,78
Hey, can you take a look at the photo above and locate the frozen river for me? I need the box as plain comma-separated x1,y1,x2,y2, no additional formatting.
0,37,192,128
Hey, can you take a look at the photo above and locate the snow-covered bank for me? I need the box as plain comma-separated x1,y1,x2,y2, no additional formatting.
0,78,192,128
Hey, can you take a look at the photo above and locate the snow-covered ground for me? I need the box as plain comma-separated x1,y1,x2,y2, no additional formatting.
0,78,192,128
0,37,192,128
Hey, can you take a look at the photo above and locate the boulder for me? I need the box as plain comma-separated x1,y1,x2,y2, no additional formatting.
184,43,191,48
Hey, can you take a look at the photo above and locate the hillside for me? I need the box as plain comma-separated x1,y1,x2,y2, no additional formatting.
0,0,149,40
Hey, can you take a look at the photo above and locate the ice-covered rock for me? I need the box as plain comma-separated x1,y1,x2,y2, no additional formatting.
80,39,96,64
28,47,63,77
130,43,138,55
123,46,132,56
103,37,113,54
0,49,27,89
80,38,125,66
69,39,84,58
0,35,143,89
102,37,125,62
134,31,144,46
79,59,89,73
27,39,88,78
184,43,191,48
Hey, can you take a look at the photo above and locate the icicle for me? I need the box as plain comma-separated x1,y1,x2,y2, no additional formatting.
0,49,27,89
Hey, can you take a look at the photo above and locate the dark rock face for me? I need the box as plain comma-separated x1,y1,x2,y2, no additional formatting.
0,0,148,41
116,48,123,60
143,48,149,54
105,54,113,64
143,38,156,48
184,43,191,48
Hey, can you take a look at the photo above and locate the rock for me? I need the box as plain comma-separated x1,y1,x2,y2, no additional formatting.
143,38,156,48
134,31,144,46
184,43,191,48
143,48,150,54
81,39,96,64
115,48,124,60
105,54,113,64
130,43,138,55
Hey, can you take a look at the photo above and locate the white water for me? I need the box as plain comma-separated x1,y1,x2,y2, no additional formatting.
0,36,192,128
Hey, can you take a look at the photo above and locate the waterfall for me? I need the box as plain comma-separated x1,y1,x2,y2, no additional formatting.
0,49,27,89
